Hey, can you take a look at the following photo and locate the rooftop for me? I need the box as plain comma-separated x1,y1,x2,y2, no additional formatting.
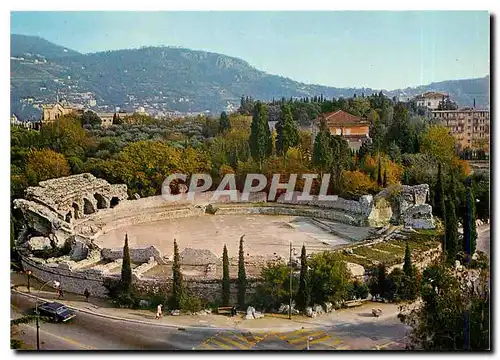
318,110,368,126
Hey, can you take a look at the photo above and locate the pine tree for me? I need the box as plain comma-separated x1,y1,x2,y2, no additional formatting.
296,245,310,310
237,236,246,309
248,102,272,169
445,197,459,263
382,168,387,188
312,119,333,175
377,156,383,187
276,103,299,156
218,111,231,134
433,163,446,220
222,244,230,306
121,234,132,294
463,178,477,258
403,242,413,277
172,239,184,309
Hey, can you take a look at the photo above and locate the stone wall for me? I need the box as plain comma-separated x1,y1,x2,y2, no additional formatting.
101,246,167,265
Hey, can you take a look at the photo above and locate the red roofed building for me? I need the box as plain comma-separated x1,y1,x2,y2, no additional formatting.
311,110,371,151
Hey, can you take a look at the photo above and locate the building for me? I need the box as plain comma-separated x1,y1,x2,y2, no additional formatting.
41,101,84,124
431,108,490,152
415,91,448,110
311,110,371,151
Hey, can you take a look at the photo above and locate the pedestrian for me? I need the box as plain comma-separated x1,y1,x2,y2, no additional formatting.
57,288,64,299
156,304,163,319
84,288,90,302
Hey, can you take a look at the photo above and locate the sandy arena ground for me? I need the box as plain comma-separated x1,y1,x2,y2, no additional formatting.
95,215,354,260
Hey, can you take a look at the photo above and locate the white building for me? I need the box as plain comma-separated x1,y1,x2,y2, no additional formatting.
415,91,448,110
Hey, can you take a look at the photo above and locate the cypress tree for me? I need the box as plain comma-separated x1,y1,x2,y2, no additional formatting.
218,111,231,134
276,103,299,156
237,236,246,309
433,163,446,220
448,169,458,210
248,102,272,169
382,168,387,188
463,179,477,258
296,245,310,310
172,239,184,309
403,169,410,185
377,157,383,187
222,244,230,306
121,234,132,294
377,263,388,298
312,119,333,175
403,242,413,277
445,197,459,263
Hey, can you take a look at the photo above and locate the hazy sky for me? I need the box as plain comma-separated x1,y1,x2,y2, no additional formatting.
10,11,490,89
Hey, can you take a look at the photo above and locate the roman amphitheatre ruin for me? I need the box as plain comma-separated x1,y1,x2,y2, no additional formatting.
13,173,439,301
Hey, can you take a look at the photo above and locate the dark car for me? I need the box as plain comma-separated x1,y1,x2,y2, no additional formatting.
36,302,76,323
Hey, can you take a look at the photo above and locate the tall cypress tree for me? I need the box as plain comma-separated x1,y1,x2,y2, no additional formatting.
121,234,132,294
463,178,477,258
296,245,310,310
448,169,458,209
377,263,388,298
218,111,231,134
312,119,333,176
222,245,230,306
377,156,383,187
403,242,413,277
403,169,410,185
445,197,459,263
433,163,446,220
172,239,184,309
276,103,299,156
237,236,247,309
249,102,272,169
382,168,388,188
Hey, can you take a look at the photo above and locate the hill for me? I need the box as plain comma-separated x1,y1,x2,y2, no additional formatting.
10,35,489,119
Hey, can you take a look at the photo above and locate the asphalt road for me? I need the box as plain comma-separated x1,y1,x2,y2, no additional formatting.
11,292,408,351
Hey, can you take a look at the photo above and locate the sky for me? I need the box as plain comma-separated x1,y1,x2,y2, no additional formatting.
10,11,490,90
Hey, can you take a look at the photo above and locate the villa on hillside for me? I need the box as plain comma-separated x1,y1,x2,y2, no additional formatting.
41,101,84,124
415,91,449,110
311,110,371,151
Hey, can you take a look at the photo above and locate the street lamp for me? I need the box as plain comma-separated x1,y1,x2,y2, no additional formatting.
35,280,60,350
289,243,298,320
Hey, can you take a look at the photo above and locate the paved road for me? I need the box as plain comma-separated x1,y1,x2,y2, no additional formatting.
11,292,408,351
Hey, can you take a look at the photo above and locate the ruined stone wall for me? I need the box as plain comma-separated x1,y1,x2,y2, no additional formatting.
101,246,167,264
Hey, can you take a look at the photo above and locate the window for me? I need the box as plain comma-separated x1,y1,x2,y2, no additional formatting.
336,128,341,135
428,102,431,106
345,128,351,135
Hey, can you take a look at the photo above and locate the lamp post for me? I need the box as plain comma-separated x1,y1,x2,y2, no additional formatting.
35,280,60,350
289,243,298,320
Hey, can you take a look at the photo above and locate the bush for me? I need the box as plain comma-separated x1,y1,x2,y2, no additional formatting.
102,278,140,309
348,280,369,300
179,294,205,313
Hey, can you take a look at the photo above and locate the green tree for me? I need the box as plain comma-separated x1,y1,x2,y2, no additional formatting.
382,168,387,188
296,245,310,310
81,111,102,126
369,117,385,152
312,119,333,175
253,261,294,311
403,242,413,277
445,197,459,263
377,156,382,187
26,148,71,184
172,239,184,309
218,111,231,134
237,236,247,308
249,102,272,169
329,135,351,191
120,234,132,294
401,243,419,301
387,141,402,164
399,263,489,350
463,179,477,258
377,263,388,298
308,252,351,305
433,163,446,220
222,244,230,306
403,169,410,185
276,103,299,156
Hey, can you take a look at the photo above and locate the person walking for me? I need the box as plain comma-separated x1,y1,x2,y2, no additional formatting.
156,304,163,319
57,287,64,299
84,288,90,302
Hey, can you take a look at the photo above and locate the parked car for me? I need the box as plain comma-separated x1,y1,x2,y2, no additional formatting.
36,302,76,323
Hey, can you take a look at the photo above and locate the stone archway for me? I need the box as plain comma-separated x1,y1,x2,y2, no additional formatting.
72,203,81,220
94,193,107,209
83,198,96,215
110,197,120,208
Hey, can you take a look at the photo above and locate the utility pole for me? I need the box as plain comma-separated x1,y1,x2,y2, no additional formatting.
36,314,40,350
289,242,292,320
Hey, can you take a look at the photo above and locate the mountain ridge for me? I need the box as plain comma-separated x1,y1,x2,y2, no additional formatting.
10,34,489,118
